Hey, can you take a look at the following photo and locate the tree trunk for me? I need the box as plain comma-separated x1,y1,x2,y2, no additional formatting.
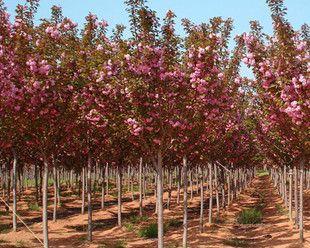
190,170,193,201
117,164,122,227
182,156,188,248
177,166,181,205
199,166,204,233
299,158,305,241
294,166,298,226
284,165,287,208
87,154,92,242
34,164,39,204
101,165,105,210
139,157,143,216
289,168,293,221
57,169,61,206
5,162,10,213
42,155,49,248
156,151,164,248
53,162,57,222
81,167,85,215
12,148,17,232
105,163,109,196
208,163,213,225
227,172,231,206
167,168,172,210
214,163,220,218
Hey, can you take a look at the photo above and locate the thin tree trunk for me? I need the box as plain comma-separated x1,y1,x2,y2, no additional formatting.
299,158,305,241
117,164,122,227
139,157,143,216
101,165,105,210
177,166,181,205
12,148,17,232
42,155,49,248
214,163,220,218
182,156,188,248
81,167,85,215
289,168,293,221
190,170,193,201
53,162,57,222
5,162,10,213
87,154,92,242
105,163,109,195
167,168,172,210
156,150,164,248
34,164,39,204
199,166,204,233
227,172,231,206
284,165,287,208
57,169,60,206
208,163,213,225
294,166,298,226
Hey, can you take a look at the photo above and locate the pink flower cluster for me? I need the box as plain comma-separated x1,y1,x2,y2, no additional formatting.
26,59,51,75
125,118,143,136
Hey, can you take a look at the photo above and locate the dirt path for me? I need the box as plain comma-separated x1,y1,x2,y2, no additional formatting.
0,174,309,247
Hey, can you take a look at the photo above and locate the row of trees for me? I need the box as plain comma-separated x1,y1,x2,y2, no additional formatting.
0,0,308,247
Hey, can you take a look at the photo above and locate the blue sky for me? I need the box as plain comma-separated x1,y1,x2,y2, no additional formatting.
4,0,310,77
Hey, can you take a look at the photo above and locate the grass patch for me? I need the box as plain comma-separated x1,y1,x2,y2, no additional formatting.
138,223,159,239
28,202,40,211
74,235,87,245
237,208,262,224
223,238,249,247
124,222,134,232
128,215,148,224
0,224,11,233
256,170,269,177
124,215,149,232
0,210,9,217
275,203,287,215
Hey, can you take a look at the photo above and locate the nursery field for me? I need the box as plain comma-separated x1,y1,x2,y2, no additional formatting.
0,171,309,247
0,0,309,247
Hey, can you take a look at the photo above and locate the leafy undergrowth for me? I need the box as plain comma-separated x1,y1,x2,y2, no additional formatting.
275,203,288,215
237,208,263,224
28,202,40,211
137,218,183,239
138,223,159,238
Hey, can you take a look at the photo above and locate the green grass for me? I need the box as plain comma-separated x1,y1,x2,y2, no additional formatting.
0,210,9,217
124,215,149,232
275,203,287,215
237,208,262,224
124,222,134,232
138,223,159,239
128,215,148,224
0,224,11,233
256,170,269,177
75,235,87,245
223,238,249,247
28,202,40,211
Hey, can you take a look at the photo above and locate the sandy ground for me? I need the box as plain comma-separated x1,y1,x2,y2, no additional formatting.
0,175,309,248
